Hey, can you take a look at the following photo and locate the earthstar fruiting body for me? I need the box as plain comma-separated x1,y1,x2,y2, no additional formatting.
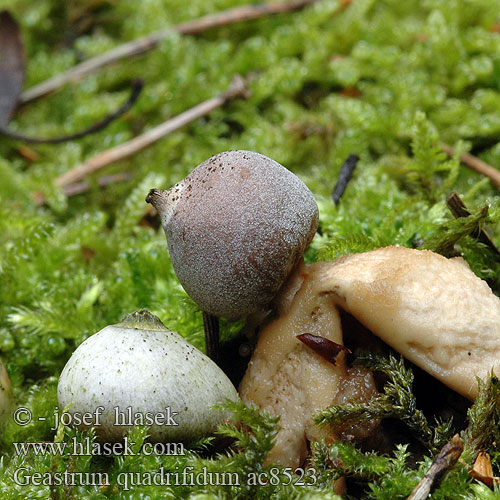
146,150,319,320
58,310,238,441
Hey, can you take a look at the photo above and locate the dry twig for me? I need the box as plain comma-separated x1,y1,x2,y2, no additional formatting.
202,312,220,365
406,434,464,500
55,75,249,188
441,143,500,190
20,0,325,104
33,173,131,205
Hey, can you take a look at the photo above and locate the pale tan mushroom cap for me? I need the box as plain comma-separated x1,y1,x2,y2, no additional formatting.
240,247,500,467
240,264,349,467
317,246,500,400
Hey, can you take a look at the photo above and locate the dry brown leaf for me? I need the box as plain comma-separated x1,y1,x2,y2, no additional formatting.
0,11,24,126
470,452,500,487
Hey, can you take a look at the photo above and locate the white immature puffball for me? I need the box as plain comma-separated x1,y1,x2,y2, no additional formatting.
146,150,319,320
58,310,238,442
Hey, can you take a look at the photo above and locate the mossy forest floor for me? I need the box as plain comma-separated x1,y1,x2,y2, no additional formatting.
1,0,500,498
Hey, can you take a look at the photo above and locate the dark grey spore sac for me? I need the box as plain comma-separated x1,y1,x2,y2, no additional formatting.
147,150,319,320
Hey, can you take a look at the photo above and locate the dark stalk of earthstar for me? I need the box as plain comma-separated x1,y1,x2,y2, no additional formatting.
146,150,319,365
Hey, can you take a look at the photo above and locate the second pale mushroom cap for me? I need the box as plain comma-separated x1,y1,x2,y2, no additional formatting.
317,246,500,400
240,246,500,467
147,150,319,320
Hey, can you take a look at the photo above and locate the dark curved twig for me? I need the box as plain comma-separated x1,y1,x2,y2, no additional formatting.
0,79,143,144
56,75,248,188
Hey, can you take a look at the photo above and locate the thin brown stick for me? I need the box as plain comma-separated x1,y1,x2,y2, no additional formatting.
406,434,464,500
63,173,131,197
55,75,249,188
441,143,500,190
33,173,131,205
175,0,320,34
19,0,323,104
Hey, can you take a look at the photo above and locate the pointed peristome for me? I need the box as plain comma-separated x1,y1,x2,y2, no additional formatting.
146,186,182,226
118,309,166,331
145,188,162,207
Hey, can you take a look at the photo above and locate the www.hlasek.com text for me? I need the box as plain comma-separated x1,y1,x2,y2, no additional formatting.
13,436,184,457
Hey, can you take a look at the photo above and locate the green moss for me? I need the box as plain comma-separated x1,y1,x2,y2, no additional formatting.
1,0,500,498
315,353,453,453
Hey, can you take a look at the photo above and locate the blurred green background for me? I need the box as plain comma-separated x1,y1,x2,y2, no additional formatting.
1,0,500,498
